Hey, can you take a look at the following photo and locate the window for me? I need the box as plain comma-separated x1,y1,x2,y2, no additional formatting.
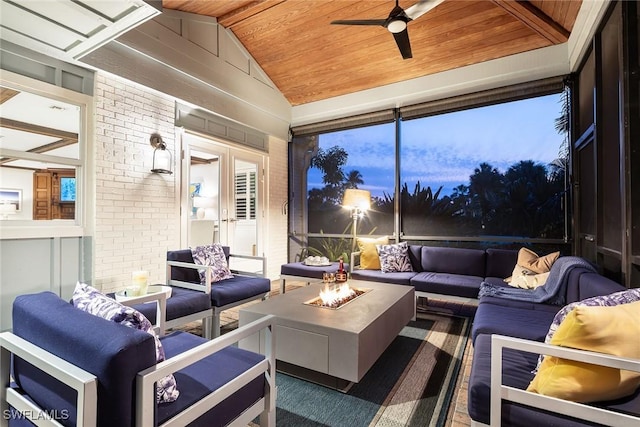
400,94,567,239
290,81,569,261
0,73,92,238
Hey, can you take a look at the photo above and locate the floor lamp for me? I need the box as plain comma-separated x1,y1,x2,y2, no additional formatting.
342,189,371,254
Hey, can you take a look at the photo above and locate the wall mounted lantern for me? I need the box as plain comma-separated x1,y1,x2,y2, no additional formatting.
150,133,172,174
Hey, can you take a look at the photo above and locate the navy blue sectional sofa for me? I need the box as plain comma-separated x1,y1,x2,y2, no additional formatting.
350,246,518,302
468,265,640,426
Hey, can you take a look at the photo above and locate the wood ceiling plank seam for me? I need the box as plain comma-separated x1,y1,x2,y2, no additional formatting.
491,0,569,44
218,0,287,28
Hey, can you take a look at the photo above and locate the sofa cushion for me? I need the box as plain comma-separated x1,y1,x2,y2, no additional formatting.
210,275,270,307
158,331,266,426
471,300,558,344
485,248,518,278
528,301,640,402
72,283,179,403
411,272,483,299
377,241,413,273
12,292,156,427
134,286,212,323
350,268,416,285
357,236,388,270
570,271,626,302
420,246,486,277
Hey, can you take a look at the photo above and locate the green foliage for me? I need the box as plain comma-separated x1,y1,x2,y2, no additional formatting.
307,228,351,262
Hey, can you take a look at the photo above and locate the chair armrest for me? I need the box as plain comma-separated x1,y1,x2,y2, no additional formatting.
490,335,640,427
136,314,276,426
166,260,213,293
1,332,98,427
228,253,267,277
119,292,168,336
350,251,362,273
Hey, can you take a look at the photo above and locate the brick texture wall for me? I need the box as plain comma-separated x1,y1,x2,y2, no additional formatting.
93,73,287,292
94,73,178,293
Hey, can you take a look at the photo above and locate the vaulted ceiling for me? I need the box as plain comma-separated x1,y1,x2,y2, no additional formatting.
162,0,582,106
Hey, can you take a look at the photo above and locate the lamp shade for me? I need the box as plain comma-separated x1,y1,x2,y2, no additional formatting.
193,196,217,220
342,189,371,211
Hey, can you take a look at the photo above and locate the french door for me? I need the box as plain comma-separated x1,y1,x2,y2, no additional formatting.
181,132,264,267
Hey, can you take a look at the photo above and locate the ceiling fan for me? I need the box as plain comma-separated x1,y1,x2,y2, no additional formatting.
331,0,446,59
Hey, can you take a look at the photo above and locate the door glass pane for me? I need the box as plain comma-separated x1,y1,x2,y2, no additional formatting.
189,149,220,248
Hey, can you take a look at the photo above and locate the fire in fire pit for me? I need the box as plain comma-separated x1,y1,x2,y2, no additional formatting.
304,283,370,309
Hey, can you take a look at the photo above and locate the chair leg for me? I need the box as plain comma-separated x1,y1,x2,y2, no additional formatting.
280,278,286,294
203,315,213,340
212,313,221,339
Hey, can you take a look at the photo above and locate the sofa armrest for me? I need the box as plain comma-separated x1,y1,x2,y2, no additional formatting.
490,335,640,427
136,314,276,426
350,251,361,273
228,253,267,277
1,332,98,427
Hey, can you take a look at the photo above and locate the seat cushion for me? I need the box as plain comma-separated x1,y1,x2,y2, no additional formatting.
471,300,558,343
350,269,416,285
410,272,483,299
12,292,156,427
134,287,212,323
210,275,270,307
158,331,266,426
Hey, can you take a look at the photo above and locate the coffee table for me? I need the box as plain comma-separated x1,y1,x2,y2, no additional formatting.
239,280,415,385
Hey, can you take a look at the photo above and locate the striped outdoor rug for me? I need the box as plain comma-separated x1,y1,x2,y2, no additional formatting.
272,312,470,427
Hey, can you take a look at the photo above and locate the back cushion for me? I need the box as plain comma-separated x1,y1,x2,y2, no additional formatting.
420,246,486,277
12,292,156,427
168,246,232,284
574,272,626,302
408,245,422,272
485,248,518,278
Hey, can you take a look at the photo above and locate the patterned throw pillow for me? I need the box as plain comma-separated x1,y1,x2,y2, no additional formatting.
72,282,179,403
376,242,414,273
191,244,234,284
534,287,640,372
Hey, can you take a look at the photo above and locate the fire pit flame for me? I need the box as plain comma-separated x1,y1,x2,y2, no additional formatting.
305,283,370,309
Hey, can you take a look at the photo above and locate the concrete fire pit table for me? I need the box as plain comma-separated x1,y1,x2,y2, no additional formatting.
239,280,415,386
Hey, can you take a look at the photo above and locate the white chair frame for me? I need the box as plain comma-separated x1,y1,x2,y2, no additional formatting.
166,252,269,339
1,315,276,427
469,334,640,427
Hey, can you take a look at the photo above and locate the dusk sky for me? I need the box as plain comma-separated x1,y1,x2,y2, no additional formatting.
309,94,565,198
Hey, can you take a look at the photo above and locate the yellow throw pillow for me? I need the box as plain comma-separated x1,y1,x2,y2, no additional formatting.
356,236,388,270
509,272,550,289
527,301,640,402
506,248,560,282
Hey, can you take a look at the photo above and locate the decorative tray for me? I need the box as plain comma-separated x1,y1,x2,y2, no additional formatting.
303,256,331,266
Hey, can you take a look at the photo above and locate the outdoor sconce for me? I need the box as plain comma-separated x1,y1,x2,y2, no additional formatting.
150,133,172,174
342,188,371,253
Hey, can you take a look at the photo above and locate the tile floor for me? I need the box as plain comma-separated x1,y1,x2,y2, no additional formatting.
185,280,476,426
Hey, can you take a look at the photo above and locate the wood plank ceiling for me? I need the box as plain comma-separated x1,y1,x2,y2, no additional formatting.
162,1,580,106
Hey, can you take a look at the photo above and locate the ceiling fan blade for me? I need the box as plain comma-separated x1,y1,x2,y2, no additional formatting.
392,28,412,59
331,19,387,26
405,0,446,20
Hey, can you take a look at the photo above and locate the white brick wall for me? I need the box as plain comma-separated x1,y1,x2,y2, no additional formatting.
94,73,179,293
93,73,289,291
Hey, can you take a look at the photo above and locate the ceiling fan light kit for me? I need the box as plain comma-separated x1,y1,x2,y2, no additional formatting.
331,0,445,60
